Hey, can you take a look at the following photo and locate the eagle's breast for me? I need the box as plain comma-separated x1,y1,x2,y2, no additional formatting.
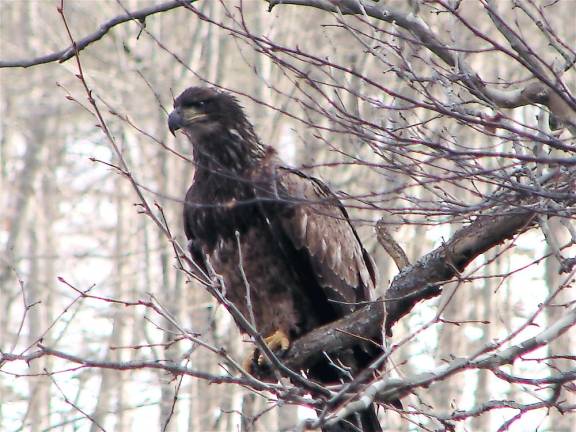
207,220,321,338
185,176,262,250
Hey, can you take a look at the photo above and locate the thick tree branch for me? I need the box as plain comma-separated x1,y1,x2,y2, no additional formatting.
0,0,191,69
384,207,536,335
385,170,576,335
279,301,384,371
266,171,575,370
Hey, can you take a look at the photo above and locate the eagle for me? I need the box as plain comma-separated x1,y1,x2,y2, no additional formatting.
168,86,383,432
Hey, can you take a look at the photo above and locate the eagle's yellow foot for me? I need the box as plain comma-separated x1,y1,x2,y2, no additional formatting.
242,329,290,373
258,329,290,366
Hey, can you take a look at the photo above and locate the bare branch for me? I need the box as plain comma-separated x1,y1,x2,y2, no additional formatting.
326,306,576,424
385,169,574,334
0,0,190,69
375,219,410,271
266,0,576,129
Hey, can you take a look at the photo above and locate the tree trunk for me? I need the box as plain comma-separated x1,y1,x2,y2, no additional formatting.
545,219,574,432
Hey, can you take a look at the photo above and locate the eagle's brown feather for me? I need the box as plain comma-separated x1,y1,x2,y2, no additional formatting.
170,86,383,432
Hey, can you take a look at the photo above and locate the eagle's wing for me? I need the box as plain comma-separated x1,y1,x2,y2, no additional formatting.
273,167,377,317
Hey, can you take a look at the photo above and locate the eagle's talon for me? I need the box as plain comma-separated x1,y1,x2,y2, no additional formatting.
257,329,290,366
241,330,290,374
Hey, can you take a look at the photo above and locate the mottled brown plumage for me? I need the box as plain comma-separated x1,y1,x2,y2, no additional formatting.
169,86,382,432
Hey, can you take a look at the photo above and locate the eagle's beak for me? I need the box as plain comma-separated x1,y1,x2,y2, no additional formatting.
168,110,183,136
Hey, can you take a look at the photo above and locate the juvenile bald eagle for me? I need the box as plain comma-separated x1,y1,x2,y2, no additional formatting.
169,87,383,432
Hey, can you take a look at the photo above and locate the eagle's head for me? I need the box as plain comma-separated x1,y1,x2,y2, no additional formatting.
168,86,247,139
168,86,264,171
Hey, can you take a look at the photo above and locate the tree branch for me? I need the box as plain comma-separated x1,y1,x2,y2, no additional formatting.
325,305,576,425
384,207,535,334
278,301,385,372
263,171,575,370
0,0,191,69
266,0,576,130
375,219,410,271
385,170,575,335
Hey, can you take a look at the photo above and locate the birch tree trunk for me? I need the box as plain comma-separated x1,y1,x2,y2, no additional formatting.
545,219,574,432
89,163,130,432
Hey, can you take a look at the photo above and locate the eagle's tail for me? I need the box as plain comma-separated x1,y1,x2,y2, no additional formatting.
360,405,383,432
320,405,382,432
310,359,383,432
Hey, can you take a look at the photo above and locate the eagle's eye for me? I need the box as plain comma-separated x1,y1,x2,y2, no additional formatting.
183,99,208,109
